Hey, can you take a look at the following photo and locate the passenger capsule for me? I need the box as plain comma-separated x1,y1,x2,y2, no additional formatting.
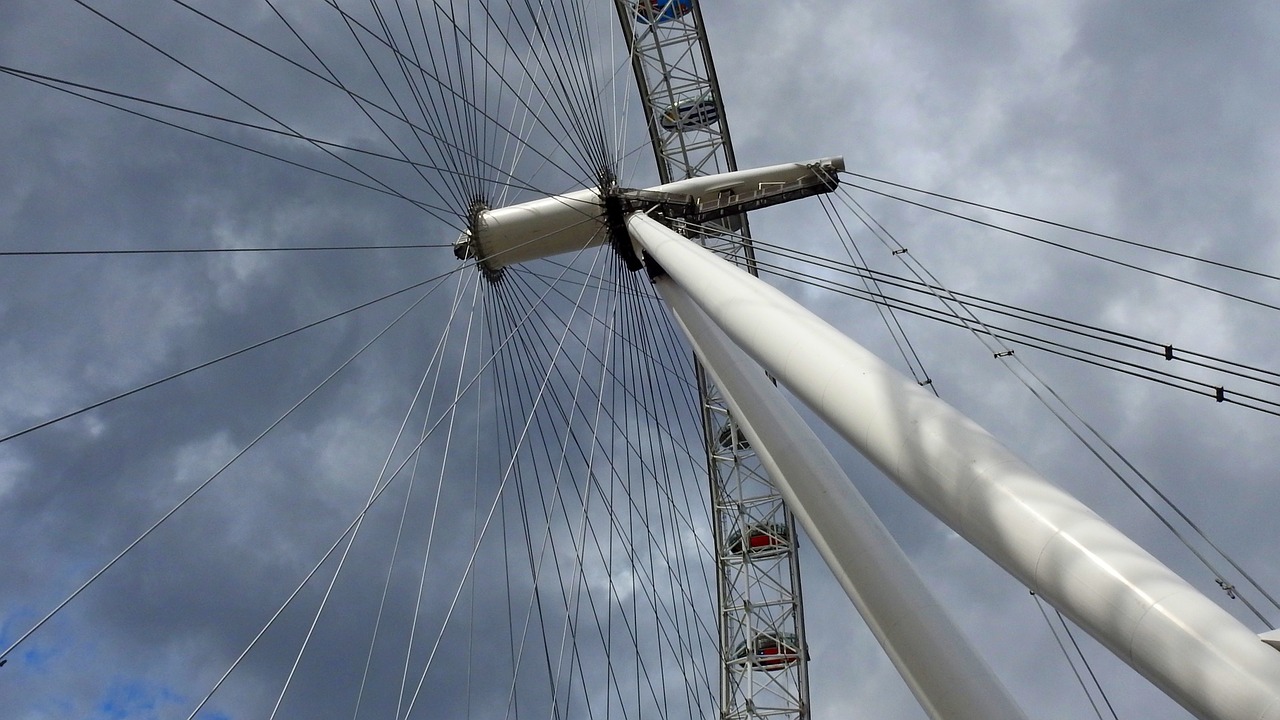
635,0,693,25
731,632,801,670
659,96,719,131
725,522,789,557
716,422,749,451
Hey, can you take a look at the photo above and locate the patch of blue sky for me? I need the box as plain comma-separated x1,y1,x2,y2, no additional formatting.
0,605,37,647
1,606,70,675
22,642,60,670
90,679,185,720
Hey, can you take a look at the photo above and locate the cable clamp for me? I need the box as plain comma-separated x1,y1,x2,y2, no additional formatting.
1216,578,1238,599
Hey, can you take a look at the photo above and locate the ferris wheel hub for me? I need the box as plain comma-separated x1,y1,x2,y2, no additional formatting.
453,156,845,275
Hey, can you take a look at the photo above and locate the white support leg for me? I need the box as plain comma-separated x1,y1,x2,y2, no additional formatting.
655,276,1028,720
629,212,1280,720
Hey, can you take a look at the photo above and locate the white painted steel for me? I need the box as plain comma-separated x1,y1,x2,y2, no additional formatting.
468,189,603,269
630,211,1280,720
466,158,844,269
656,276,1028,720
649,155,844,202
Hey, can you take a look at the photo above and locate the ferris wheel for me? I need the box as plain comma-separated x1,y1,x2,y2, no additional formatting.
3,2,1280,720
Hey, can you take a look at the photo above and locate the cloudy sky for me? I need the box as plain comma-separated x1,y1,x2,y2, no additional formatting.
3,1,1280,719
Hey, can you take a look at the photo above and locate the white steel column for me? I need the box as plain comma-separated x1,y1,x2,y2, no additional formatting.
655,276,1028,720
629,212,1280,720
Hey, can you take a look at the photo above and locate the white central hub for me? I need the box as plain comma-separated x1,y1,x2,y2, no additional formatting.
453,156,844,271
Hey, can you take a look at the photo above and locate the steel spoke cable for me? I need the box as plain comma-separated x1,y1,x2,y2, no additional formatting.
613,257,673,716
502,271,708,516
342,0,471,210
448,281,550,719
464,0,488,204
482,3,511,205
0,65,466,227
464,273,565,720
731,231,1280,395
557,261,633,720
842,169,1280,285
636,267,720,711
350,271,479,720
722,230,1273,401
818,193,935,390
492,251,615,720
1048,599,1121,720
837,182,1280,315
499,269,718,630
184,250,595,719
491,18,555,208
737,247,1280,416
425,0,489,202
76,0,601,210
536,250,621,720
303,0,490,207
464,289,491,719
550,259,642,720
186,296,517,720
516,265,700,395
489,283,544,720
392,269,487,720
631,261,718,444
257,0,464,204
617,257,676,717
70,0,463,228
492,270,719,694
473,0,611,184
168,0,470,211
541,0,612,175
364,0,604,188
615,262,716,713
557,0,612,177
613,259,715,714
373,0,462,177
544,0,610,170
812,182,939,392
399,0,605,190
0,270,435,670
526,263,669,305
386,0,472,208
485,288,526,720
461,0,490,203
0,243,454,257
432,0,486,202
1032,594,1110,720
501,0,606,181
0,265,464,446
20,269,447,715
177,0,541,208
397,246,621,716
829,181,1280,381
265,267,482,719
504,267,718,562
0,255,563,673
815,189,1280,405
